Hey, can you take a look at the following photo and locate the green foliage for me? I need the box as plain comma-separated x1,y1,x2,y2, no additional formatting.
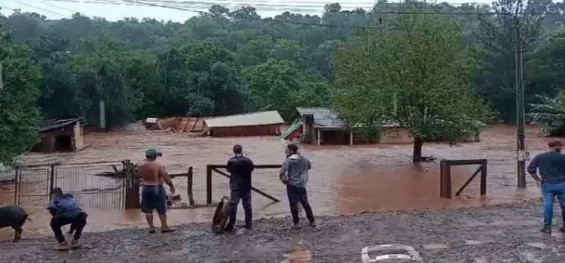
243,59,330,119
530,90,565,136
528,29,565,100
474,0,542,122
1,0,565,135
333,8,491,162
0,25,41,165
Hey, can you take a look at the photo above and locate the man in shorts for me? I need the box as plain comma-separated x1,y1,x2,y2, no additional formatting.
137,148,175,233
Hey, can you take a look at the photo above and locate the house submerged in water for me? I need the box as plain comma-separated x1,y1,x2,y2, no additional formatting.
31,118,84,153
281,107,481,145
203,111,284,137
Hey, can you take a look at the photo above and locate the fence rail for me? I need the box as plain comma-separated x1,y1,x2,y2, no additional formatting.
206,164,282,205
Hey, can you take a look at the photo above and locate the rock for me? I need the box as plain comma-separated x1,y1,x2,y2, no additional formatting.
474,257,488,263
527,242,550,249
422,243,449,250
465,240,482,246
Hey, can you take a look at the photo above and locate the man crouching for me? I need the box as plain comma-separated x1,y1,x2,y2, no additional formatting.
48,188,88,250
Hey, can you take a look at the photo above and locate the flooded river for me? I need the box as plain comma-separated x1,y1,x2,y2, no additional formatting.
0,124,548,241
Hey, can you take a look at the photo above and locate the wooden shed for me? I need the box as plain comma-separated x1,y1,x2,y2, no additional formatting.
204,111,284,137
31,118,84,153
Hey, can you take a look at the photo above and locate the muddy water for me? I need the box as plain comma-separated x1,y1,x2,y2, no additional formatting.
0,124,550,241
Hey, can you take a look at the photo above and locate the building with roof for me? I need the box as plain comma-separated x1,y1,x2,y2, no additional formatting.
283,107,414,145
203,111,284,137
31,118,84,153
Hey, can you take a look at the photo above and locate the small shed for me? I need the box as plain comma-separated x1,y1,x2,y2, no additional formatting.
204,111,284,137
292,108,414,145
296,107,354,145
32,118,84,153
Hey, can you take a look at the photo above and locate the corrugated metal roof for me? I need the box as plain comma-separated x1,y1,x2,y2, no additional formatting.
296,107,402,129
39,118,80,132
204,111,284,128
296,107,346,129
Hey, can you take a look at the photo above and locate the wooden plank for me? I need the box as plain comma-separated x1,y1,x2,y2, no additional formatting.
208,164,282,169
440,160,452,199
455,166,482,196
206,165,212,205
480,164,487,195
187,167,195,206
443,159,487,166
211,168,280,203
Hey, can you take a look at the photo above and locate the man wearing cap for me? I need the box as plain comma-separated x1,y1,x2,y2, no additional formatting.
225,144,255,231
137,148,175,233
528,140,565,234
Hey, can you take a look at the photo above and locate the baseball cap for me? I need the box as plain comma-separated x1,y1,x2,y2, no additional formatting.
145,148,162,157
548,140,563,147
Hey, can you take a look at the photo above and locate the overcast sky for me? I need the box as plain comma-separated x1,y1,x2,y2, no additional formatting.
1,0,490,22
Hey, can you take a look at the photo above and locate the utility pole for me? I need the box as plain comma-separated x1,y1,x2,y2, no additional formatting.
0,62,3,90
515,11,527,188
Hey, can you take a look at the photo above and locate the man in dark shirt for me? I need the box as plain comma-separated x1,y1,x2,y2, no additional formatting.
528,140,565,234
225,144,254,231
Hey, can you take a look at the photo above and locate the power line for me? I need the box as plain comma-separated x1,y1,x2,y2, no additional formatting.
39,0,81,14
10,0,70,17
94,0,565,16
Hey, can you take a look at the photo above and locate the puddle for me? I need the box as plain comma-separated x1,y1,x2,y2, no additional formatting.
282,247,313,263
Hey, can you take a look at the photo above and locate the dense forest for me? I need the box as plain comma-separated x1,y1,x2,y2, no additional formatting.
3,0,565,163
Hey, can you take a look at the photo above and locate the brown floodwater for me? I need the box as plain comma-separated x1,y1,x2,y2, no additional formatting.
0,124,549,241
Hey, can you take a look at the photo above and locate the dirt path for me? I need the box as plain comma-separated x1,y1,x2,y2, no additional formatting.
2,201,564,263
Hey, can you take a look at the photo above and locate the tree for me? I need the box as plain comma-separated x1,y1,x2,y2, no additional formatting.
67,35,140,128
530,90,565,136
0,26,41,165
333,10,490,163
528,29,565,100
244,59,330,120
475,0,542,122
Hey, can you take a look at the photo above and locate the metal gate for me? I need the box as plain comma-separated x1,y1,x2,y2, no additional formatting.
14,161,127,210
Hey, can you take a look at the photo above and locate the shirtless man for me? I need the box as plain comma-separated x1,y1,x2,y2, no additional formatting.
137,148,175,233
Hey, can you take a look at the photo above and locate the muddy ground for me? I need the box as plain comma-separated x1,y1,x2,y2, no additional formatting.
2,200,564,263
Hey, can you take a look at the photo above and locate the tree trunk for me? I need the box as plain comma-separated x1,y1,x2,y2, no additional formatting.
413,136,424,163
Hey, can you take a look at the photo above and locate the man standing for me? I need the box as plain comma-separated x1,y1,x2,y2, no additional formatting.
280,144,316,228
528,140,565,234
225,144,254,231
48,188,88,250
137,148,175,233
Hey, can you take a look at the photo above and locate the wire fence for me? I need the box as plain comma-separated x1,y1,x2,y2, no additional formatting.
13,161,126,210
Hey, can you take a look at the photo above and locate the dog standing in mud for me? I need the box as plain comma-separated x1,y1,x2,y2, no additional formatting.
0,205,31,242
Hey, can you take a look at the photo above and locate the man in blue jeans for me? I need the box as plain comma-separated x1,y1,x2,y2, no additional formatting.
528,140,565,234
225,144,255,231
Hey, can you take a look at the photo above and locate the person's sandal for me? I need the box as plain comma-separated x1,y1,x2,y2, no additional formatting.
55,241,69,251
71,240,81,249
161,228,176,233
148,227,156,234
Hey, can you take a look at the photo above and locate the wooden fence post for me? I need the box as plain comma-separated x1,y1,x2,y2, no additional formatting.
440,160,452,199
480,161,487,196
206,165,212,205
187,166,195,206
124,160,140,209
49,164,56,201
